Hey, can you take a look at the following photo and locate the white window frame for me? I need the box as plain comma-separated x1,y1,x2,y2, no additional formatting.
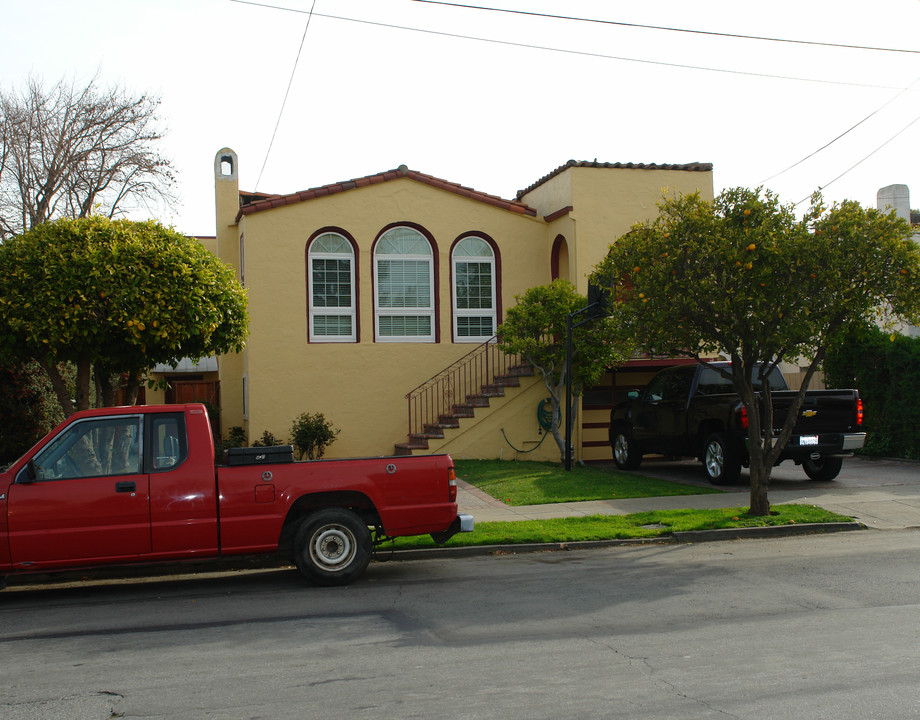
308,233,357,342
452,236,496,343
374,227,435,343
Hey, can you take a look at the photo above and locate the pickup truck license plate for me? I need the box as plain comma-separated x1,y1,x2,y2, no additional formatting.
799,435,819,446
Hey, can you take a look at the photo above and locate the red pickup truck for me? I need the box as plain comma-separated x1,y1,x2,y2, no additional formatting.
0,404,472,589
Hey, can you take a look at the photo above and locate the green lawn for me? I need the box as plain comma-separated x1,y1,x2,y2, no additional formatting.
453,458,722,506
388,458,859,549
388,505,855,550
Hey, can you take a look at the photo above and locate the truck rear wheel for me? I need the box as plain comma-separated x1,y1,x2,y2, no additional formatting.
803,456,843,481
703,432,742,485
294,509,371,586
611,429,642,470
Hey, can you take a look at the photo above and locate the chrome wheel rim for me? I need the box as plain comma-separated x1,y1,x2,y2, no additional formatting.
614,434,630,465
705,441,724,479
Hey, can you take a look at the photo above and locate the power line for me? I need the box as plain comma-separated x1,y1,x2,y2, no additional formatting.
761,73,920,185
413,0,920,56
796,110,920,206
228,0,914,91
254,0,318,191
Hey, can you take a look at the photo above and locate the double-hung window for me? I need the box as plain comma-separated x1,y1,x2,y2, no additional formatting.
452,236,496,342
308,233,356,342
374,227,434,342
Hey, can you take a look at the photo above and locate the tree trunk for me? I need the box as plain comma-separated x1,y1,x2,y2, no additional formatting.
38,357,75,417
123,372,141,406
748,456,772,516
547,375,566,462
74,358,92,411
95,365,117,407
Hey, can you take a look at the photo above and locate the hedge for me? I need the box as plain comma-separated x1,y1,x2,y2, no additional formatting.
824,326,920,460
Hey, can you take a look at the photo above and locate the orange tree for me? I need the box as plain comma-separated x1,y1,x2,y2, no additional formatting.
590,188,920,515
0,216,248,416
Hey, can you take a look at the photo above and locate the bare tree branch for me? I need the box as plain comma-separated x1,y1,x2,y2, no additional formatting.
0,76,176,240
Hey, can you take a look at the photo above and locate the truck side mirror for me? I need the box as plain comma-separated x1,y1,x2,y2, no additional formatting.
16,460,36,484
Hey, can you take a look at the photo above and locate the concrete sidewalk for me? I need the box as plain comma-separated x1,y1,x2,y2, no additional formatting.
455,468,920,531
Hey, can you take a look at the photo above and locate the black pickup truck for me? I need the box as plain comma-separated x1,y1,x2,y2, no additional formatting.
609,362,866,484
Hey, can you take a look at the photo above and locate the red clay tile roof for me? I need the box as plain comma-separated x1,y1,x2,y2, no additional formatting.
515,160,714,201
237,165,538,221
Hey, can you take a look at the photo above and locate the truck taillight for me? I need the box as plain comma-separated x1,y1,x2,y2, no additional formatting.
448,466,457,502
739,405,749,430
857,398,864,426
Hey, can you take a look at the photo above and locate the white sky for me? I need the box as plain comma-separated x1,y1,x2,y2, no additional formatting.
4,0,920,236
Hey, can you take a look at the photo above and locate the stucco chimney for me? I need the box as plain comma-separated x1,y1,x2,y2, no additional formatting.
877,184,910,223
214,148,240,264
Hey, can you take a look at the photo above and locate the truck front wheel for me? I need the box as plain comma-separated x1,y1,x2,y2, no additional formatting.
703,432,742,485
294,509,372,586
611,429,642,470
803,456,843,481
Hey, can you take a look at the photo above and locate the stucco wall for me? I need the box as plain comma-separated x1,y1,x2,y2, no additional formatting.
568,167,714,292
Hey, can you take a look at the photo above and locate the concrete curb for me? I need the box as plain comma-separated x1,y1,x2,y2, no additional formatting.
381,522,867,562
670,521,864,543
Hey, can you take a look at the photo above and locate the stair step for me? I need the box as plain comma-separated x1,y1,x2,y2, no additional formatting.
421,426,446,438
437,416,461,428
493,376,521,387
451,404,476,417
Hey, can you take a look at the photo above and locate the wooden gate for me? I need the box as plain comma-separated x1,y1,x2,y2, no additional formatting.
165,380,221,435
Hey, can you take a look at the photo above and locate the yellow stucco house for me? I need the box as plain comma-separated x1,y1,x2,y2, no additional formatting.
195,148,713,462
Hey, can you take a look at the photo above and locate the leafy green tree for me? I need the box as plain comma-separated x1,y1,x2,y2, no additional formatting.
497,279,624,463
591,188,920,515
0,215,249,416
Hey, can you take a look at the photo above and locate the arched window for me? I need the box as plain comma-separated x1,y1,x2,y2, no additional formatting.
452,236,496,342
374,226,434,342
308,232,356,342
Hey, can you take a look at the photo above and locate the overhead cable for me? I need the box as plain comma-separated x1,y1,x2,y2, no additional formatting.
229,0,913,91
762,73,920,185
796,111,920,206
254,0,318,190
413,0,920,56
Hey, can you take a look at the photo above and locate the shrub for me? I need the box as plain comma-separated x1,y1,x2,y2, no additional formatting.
214,425,247,457
290,412,339,460
824,325,920,459
0,361,63,465
251,429,284,447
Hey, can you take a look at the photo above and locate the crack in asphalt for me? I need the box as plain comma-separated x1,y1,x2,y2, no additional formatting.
584,635,741,718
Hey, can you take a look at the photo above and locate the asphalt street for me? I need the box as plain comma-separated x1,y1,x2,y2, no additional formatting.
3,530,920,719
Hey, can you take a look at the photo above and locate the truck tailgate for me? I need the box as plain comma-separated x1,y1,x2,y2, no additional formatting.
771,390,861,434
